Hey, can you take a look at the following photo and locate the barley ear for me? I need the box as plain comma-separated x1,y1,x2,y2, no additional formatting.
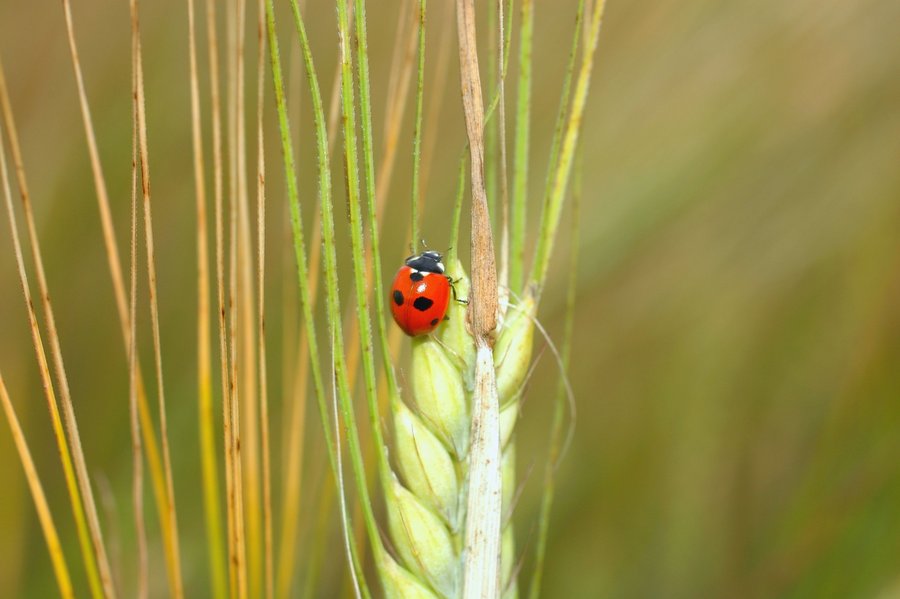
438,257,476,387
393,399,462,529
385,477,460,597
411,336,470,458
381,553,441,599
494,294,536,407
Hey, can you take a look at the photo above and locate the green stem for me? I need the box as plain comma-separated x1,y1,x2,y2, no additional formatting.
448,152,467,267
510,0,533,293
529,143,582,599
264,2,370,596
410,0,426,252
352,0,402,405
529,0,607,291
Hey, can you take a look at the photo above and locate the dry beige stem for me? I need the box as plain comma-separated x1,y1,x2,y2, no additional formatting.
455,1,502,597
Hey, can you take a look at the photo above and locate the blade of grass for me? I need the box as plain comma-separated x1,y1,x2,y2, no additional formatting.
254,0,275,594
528,143,582,599
274,334,311,599
483,0,513,235
204,0,245,595
343,5,453,581
448,152,467,266
336,0,394,575
300,468,336,599
266,1,370,594
410,0,426,252
332,348,362,599
128,55,148,599
59,2,178,590
130,1,186,595
495,0,510,292
343,4,459,594
529,0,607,291
374,0,416,210
223,0,249,593
0,373,75,599
352,0,404,421
0,127,77,599
60,0,128,343
483,0,513,138
342,0,432,421
274,234,316,599
186,0,228,594
0,54,115,599
510,0,533,293
417,0,453,200
325,3,353,151
231,0,261,593
277,8,359,584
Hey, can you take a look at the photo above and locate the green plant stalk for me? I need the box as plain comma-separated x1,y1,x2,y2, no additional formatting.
265,1,370,595
449,152,467,266
528,145,582,599
494,0,510,290
350,0,402,406
483,0,514,132
334,0,394,582
530,0,607,290
528,0,582,292
410,0,426,253
510,0,533,293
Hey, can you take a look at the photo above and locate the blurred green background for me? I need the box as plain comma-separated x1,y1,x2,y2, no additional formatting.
1,0,899,597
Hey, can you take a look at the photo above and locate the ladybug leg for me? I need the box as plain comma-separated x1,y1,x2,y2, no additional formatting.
446,275,469,305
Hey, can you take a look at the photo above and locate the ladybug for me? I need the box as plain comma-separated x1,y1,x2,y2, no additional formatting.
390,250,453,336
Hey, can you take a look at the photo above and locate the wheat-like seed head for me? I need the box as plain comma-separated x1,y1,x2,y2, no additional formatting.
381,258,536,599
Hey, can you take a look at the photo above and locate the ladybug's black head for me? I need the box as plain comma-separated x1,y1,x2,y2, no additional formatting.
405,250,445,274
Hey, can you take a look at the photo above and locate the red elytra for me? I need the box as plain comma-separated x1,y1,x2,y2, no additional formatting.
390,250,452,336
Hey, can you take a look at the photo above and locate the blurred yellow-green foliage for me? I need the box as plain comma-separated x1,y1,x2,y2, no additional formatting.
1,0,899,597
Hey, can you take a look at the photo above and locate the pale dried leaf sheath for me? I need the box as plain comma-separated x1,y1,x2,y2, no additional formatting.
456,0,503,597
464,345,503,599
456,0,497,338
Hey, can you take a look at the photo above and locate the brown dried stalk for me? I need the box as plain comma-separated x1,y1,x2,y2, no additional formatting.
455,0,503,597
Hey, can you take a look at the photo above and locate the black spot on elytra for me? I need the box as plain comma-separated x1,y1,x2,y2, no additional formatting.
430,318,439,326
413,296,434,312
392,290,404,306
409,271,424,282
